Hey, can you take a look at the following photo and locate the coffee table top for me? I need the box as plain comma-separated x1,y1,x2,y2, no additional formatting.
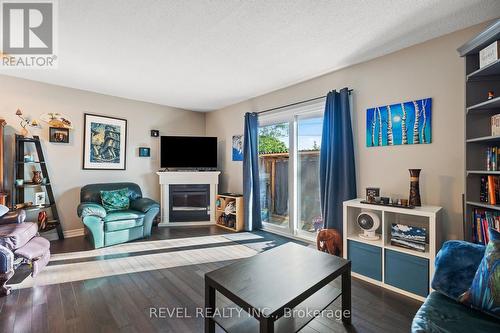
205,242,350,317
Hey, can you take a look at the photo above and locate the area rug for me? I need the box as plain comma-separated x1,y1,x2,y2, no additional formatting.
11,234,261,289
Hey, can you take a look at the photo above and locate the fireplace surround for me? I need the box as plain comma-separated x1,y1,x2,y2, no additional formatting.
157,171,220,225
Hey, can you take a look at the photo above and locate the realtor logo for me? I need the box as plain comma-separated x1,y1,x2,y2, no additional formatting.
2,2,53,54
1,1,57,67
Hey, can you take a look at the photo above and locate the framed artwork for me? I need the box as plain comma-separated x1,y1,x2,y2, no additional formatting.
139,147,151,157
366,98,432,147
232,135,243,161
49,127,69,143
83,114,127,170
34,191,45,206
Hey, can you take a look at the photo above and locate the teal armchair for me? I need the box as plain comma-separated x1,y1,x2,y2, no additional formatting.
77,183,160,248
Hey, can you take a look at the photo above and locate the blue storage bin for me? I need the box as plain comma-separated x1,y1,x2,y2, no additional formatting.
348,240,382,281
385,249,429,297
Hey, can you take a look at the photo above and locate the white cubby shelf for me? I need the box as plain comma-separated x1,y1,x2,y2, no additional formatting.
343,198,442,301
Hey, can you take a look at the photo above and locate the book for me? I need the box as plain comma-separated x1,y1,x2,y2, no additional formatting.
390,238,426,252
480,176,488,202
493,114,500,136
488,175,497,205
472,208,500,245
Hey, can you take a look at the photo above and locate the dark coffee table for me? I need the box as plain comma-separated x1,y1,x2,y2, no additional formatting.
205,242,351,333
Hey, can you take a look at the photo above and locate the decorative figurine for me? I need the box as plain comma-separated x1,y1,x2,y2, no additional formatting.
38,211,48,230
32,171,43,184
15,109,39,137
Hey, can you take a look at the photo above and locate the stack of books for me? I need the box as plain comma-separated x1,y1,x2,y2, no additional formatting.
472,208,500,245
480,175,500,205
486,146,500,171
390,224,427,253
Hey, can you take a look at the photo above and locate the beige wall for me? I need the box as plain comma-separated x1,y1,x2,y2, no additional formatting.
0,75,205,234
206,23,489,240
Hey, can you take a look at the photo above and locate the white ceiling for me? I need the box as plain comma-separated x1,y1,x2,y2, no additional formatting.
1,0,499,111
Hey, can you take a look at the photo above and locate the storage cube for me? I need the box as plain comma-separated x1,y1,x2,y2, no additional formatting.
385,249,429,297
348,240,382,281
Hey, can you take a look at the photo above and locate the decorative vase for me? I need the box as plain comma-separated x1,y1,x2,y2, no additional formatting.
32,171,42,184
409,169,422,206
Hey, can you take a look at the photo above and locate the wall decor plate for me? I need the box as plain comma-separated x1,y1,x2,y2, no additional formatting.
83,114,127,170
366,98,432,147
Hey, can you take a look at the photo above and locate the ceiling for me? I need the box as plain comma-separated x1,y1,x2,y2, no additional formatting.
1,0,499,111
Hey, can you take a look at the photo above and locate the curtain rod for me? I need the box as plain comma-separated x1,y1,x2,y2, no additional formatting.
255,89,353,115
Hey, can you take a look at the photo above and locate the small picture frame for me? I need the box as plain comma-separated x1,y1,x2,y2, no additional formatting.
366,187,380,202
151,130,159,137
34,192,46,206
139,147,151,157
49,127,69,143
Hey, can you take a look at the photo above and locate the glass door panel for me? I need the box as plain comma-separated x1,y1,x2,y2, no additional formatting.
258,122,290,229
297,116,323,234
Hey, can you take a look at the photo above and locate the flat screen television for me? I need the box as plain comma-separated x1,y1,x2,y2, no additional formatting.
160,136,217,169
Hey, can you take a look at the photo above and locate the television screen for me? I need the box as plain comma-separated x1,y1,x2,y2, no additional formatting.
160,136,217,169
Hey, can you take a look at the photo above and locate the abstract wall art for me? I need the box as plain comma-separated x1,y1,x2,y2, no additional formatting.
366,98,431,147
83,114,127,170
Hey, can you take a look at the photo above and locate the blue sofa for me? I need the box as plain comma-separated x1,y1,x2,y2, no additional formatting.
412,240,500,332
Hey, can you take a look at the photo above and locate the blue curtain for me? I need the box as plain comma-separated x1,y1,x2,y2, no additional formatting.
243,112,262,231
319,88,357,232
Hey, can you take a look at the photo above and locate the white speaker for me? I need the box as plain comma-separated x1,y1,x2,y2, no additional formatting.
357,212,380,241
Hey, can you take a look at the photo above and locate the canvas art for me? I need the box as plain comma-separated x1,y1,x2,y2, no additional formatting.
232,135,243,161
366,98,431,147
83,114,127,170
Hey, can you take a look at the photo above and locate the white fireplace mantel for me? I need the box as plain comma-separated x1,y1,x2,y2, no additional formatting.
156,171,221,226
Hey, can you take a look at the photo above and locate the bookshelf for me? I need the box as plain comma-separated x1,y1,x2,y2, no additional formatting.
215,193,244,232
458,19,500,242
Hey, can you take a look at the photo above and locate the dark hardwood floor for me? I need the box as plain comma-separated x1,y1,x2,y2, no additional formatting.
0,226,421,333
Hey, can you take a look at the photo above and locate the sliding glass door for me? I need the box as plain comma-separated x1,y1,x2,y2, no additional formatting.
297,116,323,236
258,122,290,229
258,100,324,239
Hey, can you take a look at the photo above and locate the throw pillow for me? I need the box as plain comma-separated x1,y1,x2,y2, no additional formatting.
0,205,8,217
460,227,500,319
100,188,130,212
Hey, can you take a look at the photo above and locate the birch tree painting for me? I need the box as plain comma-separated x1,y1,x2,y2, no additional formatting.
366,98,431,147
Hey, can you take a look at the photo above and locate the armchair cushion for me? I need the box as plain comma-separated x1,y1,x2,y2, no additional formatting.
100,188,130,212
0,205,8,218
0,210,26,225
412,291,500,333
104,210,144,222
130,198,160,213
0,222,38,250
78,203,107,219
432,240,486,300
81,182,142,204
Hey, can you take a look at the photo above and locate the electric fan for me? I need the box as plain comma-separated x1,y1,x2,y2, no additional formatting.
357,212,380,240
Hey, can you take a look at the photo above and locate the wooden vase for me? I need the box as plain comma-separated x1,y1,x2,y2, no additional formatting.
409,169,421,207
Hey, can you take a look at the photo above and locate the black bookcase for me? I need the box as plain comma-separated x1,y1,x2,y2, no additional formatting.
12,135,63,239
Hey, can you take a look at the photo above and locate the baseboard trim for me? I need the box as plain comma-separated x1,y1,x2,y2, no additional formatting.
63,228,85,238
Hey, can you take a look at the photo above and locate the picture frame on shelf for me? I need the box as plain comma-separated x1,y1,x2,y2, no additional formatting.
83,114,127,170
49,127,69,143
34,191,45,207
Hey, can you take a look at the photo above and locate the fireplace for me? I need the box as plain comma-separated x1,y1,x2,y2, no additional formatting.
169,184,210,222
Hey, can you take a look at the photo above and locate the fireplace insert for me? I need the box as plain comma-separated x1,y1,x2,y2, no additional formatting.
169,184,210,222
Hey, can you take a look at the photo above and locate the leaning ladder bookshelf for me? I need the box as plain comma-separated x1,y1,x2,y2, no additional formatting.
12,135,64,239
458,19,500,242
